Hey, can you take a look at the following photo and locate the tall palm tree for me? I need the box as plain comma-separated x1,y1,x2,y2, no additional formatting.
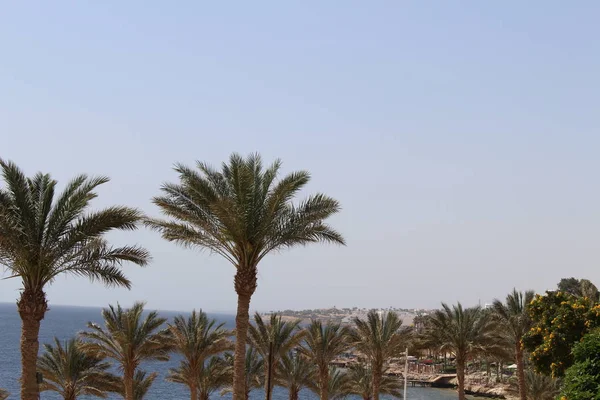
37,337,120,400
0,160,149,400
222,348,264,400
248,313,304,400
302,320,350,400
79,302,173,400
493,289,535,400
420,303,499,400
345,364,402,400
145,153,345,400
275,351,316,400
350,310,407,400
167,310,232,399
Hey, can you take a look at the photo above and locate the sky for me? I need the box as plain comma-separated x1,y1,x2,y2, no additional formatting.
1,2,600,313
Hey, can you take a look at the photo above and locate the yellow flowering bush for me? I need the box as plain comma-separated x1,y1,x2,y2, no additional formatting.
522,291,600,377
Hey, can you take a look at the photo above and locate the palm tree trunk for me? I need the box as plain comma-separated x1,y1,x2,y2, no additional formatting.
319,366,328,400
516,344,527,400
289,388,299,400
233,292,252,400
372,365,381,400
124,367,135,400
190,382,198,400
18,288,48,400
457,358,466,400
233,266,257,400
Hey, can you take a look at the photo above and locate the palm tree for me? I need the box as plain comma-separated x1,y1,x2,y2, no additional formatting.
493,289,535,400
37,337,120,400
302,320,350,400
197,356,232,400
79,302,172,400
222,348,264,400
167,310,232,399
350,310,407,400
248,313,304,400
524,369,560,400
420,303,499,400
275,351,316,400
308,366,350,400
345,364,402,400
0,160,150,400
0,389,9,400
145,153,345,400
128,371,157,400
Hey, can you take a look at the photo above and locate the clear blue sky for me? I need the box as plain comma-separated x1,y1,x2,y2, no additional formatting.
1,2,599,312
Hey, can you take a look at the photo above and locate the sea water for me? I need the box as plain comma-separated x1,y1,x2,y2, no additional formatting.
0,303,476,399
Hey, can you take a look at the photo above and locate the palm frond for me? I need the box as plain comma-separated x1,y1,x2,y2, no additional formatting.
0,159,148,291
147,153,344,271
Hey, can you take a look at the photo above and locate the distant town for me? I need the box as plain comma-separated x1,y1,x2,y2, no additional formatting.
264,306,434,326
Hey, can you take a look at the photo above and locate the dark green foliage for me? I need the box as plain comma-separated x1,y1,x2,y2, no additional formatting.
523,369,560,400
560,330,600,400
37,337,121,398
557,278,600,301
0,159,150,291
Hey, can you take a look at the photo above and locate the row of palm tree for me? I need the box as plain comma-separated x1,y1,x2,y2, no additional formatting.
34,305,408,400
0,154,345,400
0,155,553,400
417,289,537,400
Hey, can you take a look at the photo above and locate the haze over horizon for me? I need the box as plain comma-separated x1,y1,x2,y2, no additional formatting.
2,2,600,313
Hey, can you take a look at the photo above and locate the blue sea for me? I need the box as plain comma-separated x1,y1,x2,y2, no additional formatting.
0,303,471,399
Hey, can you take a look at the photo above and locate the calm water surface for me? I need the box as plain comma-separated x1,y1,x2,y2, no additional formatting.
0,304,482,399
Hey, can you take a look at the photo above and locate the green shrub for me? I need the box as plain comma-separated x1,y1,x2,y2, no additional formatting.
560,330,600,399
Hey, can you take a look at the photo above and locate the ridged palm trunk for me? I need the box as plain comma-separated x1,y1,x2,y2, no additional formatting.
457,357,466,400
289,387,300,400
372,364,382,400
516,345,526,400
124,367,135,400
190,382,198,400
18,289,48,400
233,267,257,400
318,366,329,400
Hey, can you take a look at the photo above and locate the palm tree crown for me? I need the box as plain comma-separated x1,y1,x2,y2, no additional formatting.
37,337,120,400
196,356,232,400
421,303,499,400
0,160,150,400
493,289,535,400
127,370,157,400
307,367,350,400
167,310,232,400
248,313,304,400
79,302,173,400
275,351,316,400
345,364,402,400
302,320,350,400
146,153,345,400
223,348,264,400
350,310,407,400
